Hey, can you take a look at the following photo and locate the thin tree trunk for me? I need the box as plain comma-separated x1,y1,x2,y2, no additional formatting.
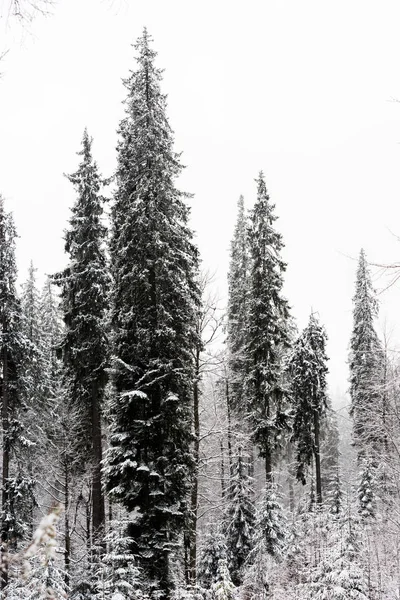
91,382,105,550
265,397,272,484
265,441,272,484
226,380,233,494
64,461,70,587
1,345,9,590
220,439,226,499
189,348,200,585
287,444,295,513
86,497,91,552
313,408,322,505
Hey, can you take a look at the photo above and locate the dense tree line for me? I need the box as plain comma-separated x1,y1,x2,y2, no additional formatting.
0,27,400,600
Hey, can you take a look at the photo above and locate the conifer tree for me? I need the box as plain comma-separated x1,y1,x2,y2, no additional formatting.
210,559,235,600
39,276,63,410
105,29,200,599
19,263,46,527
0,197,28,587
305,525,370,600
225,448,255,585
288,313,329,504
358,459,376,521
328,471,343,516
320,409,340,497
198,530,228,590
349,249,384,461
96,518,144,600
251,484,288,561
243,485,287,598
246,172,290,482
55,130,109,544
226,195,249,415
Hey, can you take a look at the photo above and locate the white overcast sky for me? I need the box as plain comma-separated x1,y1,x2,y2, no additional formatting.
1,0,400,399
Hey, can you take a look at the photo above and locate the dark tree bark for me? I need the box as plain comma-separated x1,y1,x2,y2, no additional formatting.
1,346,9,590
91,382,105,546
314,408,322,505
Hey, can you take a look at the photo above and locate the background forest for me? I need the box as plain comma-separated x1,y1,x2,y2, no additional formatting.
2,2,400,600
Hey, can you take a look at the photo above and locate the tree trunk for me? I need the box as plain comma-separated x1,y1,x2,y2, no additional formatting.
226,380,233,495
189,347,200,585
287,445,295,513
64,461,70,587
265,441,272,484
313,408,322,505
91,382,105,549
1,345,9,590
86,497,91,555
220,438,226,499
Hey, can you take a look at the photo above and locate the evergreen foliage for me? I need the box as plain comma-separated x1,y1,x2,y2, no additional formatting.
197,530,228,590
3,27,400,600
358,459,376,521
304,526,370,600
39,276,63,415
288,313,329,503
210,559,235,600
10,559,69,600
245,172,290,481
226,195,249,415
0,197,30,560
105,29,200,598
320,409,340,497
96,518,145,600
251,484,288,561
225,449,255,585
349,249,384,461
55,129,109,540
328,471,343,516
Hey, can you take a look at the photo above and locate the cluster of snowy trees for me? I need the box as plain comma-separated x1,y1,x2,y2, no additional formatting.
1,27,400,600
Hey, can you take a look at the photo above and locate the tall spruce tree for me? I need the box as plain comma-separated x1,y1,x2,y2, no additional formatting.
225,448,255,585
288,313,329,504
19,262,46,534
0,197,28,587
227,195,249,415
39,276,63,409
105,29,200,599
349,249,384,461
246,172,290,482
55,130,109,544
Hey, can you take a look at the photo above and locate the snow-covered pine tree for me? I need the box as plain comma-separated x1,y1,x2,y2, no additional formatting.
210,559,235,600
328,470,343,516
55,129,109,545
358,459,376,521
96,516,145,600
245,172,290,482
252,484,288,561
225,448,255,585
0,196,30,588
320,408,340,498
18,262,47,533
243,484,287,598
288,313,329,504
9,558,69,600
39,276,63,417
304,521,370,600
349,249,384,462
105,29,200,599
197,530,228,590
227,195,249,416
